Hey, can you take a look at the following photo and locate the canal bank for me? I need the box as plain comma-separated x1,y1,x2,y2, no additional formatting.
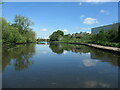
55,42,120,53
83,43,120,53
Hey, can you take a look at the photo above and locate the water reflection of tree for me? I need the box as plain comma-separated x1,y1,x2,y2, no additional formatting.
0,42,2,73
49,43,120,67
49,43,89,54
49,43,90,54
91,51,120,67
49,43,64,54
2,44,35,71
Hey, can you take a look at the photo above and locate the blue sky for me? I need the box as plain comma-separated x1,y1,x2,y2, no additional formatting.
2,2,118,38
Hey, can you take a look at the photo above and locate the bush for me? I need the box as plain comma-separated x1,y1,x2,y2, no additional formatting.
92,41,119,47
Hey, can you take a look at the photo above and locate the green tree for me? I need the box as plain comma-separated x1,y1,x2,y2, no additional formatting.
56,30,64,36
49,30,64,41
1,15,36,44
1,18,11,43
14,14,34,33
107,29,118,42
94,29,108,41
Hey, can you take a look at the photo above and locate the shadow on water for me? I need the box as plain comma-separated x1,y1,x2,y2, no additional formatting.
2,44,35,71
49,42,120,67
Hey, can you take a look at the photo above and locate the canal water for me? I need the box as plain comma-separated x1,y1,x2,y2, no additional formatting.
2,43,120,88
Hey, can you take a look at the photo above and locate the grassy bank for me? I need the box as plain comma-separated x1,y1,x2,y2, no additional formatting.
52,40,120,48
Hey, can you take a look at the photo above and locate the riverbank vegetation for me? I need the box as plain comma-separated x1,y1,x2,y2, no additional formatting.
49,28,120,47
1,15,36,44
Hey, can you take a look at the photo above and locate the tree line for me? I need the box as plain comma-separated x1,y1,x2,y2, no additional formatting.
49,27,120,47
1,15,36,44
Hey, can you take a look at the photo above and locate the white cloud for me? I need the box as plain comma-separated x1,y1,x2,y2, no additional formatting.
62,29,69,32
83,17,99,24
43,36,49,39
82,0,119,2
100,9,109,15
84,81,110,88
80,27,91,30
38,36,49,39
41,28,48,32
86,31,91,34
4,0,119,2
80,0,119,5
79,2,82,6
80,15,85,19
100,10,106,13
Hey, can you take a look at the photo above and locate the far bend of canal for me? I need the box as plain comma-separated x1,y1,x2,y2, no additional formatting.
2,42,120,88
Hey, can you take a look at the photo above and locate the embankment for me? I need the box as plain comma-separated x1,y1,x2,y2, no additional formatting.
61,42,120,53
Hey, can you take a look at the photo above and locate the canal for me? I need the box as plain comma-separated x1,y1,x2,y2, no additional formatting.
2,43,120,88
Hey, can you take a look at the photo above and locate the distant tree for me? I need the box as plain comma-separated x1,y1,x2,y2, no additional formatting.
49,30,64,41
94,29,108,41
107,29,118,42
56,30,64,36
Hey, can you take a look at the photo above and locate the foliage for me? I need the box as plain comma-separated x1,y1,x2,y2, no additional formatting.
91,41,120,47
92,29,118,42
49,30,64,41
14,14,34,32
1,15,36,44
49,28,119,47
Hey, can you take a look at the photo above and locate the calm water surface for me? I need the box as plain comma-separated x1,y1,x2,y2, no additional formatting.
2,43,120,88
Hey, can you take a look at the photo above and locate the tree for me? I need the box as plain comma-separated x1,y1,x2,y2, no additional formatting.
1,18,11,43
14,15,33,33
56,30,64,36
49,30,64,41
107,29,118,42
94,29,108,41
1,15,36,44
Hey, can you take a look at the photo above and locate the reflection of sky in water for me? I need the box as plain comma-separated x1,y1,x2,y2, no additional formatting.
40,50,48,54
82,59,96,67
63,50,68,54
35,45,50,54
84,80,110,88
81,53,90,56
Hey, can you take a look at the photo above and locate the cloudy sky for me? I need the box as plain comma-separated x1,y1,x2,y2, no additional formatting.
2,2,118,38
